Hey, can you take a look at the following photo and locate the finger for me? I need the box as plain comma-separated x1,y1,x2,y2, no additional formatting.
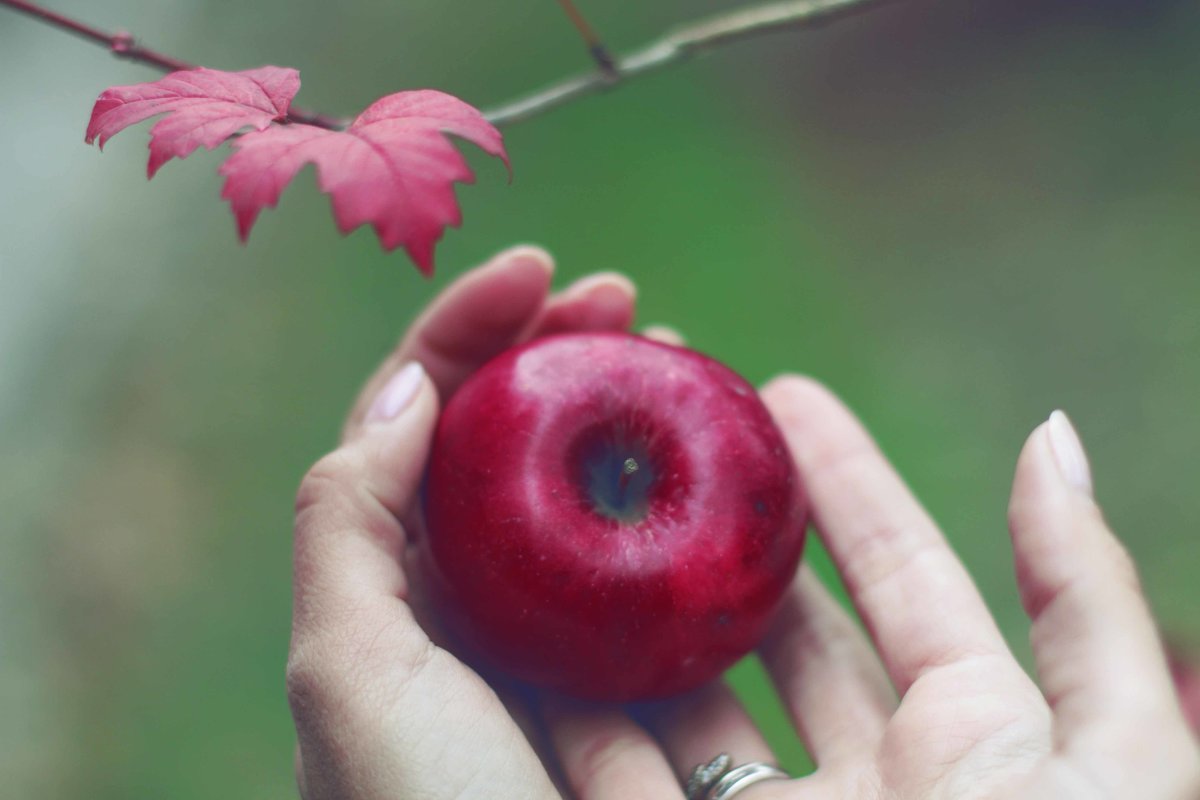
637,682,777,785
542,697,683,800
294,362,436,628
343,245,554,438
758,565,895,765
1008,412,1194,749
641,324,685,346
760,376,1013,694
494,682,573,798
290,366,560,800
527,272,636,338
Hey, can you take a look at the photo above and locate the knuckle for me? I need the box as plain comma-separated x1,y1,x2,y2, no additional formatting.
1079,504,1144,596
1104,535,1143,595
1006,493,1032,535
285,632,373,724
295,450,358,519
287,611,437,724
842,524,941,601
285,642,336,723
575,731,644,790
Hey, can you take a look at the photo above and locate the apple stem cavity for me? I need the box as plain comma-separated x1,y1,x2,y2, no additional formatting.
585,443,654,524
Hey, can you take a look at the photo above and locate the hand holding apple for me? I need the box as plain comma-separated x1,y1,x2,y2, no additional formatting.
287,246,1199,800
287,247,635,800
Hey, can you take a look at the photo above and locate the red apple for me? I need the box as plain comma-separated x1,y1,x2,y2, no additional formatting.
422,331,807,701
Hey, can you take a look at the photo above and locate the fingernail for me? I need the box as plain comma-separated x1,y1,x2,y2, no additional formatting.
366,362,425,423
482,245,555,281
641,324,686,346
565,272,636,302
1046,409,1093,496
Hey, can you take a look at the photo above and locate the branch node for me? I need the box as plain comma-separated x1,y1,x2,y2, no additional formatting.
589,44,619,79
110,31,134,56
483,0,896,127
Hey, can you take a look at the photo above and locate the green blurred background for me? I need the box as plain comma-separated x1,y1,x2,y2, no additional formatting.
2,0,1198,796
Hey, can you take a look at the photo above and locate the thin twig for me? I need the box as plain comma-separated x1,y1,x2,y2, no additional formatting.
555,0,617,76
2,0,895,132
483,0,897,127
0,0,346,129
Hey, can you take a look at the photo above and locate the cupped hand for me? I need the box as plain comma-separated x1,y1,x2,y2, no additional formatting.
287,246,640,800
288,252,1200,800
537,380,1200,800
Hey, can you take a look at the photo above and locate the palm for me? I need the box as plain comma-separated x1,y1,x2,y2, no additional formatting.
863,657,1049,798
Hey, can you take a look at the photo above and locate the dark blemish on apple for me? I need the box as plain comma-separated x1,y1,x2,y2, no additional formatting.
716,612,732,627
754,499,768,516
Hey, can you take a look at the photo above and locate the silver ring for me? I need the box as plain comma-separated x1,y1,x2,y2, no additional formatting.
685,753,790,800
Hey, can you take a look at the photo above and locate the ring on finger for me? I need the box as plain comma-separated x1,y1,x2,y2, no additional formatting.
685,753,790,800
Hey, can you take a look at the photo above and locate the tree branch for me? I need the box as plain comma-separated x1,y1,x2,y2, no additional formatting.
482,0,897,127
3,0,895,132
0,0,346,129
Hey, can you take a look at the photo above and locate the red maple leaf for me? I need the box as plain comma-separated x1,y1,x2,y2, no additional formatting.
85,66,508,274
85,67,299,177
219,90,508,274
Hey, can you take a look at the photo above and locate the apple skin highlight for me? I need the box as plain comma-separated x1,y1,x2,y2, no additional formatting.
423,332,807,701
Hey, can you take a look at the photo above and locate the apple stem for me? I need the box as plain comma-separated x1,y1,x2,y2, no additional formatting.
618,457,639,491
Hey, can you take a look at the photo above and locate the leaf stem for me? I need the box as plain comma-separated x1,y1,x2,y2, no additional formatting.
0,0,347,130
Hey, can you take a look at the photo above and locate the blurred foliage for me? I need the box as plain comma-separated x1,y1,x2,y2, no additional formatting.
1,0,1198,796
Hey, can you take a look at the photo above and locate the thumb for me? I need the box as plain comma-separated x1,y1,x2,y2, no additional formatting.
348,360,439,515
292,361,438,629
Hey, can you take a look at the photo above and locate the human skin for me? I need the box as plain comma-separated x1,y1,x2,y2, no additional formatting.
287,246,1200,800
